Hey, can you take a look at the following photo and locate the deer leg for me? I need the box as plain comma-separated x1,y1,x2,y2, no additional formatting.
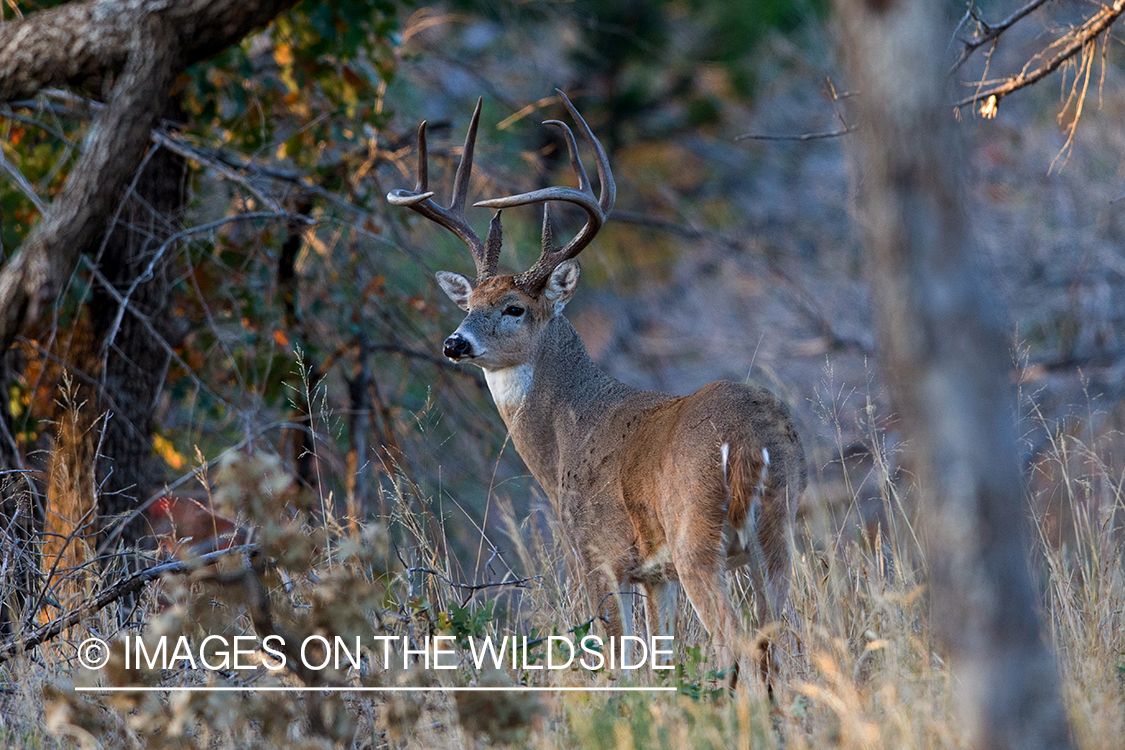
672,546,742,687
588,570,637,667
756,503,793,625
641,579,678,639
754,488,796,685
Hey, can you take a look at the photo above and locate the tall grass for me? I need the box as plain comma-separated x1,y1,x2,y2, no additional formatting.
1,385,1123,750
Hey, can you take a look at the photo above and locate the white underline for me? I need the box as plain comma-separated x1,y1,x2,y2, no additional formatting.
74,685,676,693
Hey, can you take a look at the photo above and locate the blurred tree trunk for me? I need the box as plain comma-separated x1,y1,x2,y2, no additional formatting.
837,1,1074,748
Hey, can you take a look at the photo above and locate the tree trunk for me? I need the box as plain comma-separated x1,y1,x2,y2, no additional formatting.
89,105,186,551
836,0,1074,747
41,103,186,618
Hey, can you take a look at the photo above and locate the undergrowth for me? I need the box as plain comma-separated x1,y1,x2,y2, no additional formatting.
0,375,1122,750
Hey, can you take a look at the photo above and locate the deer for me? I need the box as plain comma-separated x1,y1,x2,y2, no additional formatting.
387,91,806,686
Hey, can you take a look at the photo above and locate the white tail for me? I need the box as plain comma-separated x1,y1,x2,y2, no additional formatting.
389,91,806,686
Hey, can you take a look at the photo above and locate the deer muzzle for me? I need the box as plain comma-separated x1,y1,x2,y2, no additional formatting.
443,333,474,361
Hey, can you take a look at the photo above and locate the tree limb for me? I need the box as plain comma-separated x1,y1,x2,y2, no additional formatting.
0,544,258,665
0,12,178,351
0,0,300,104
954,0,1125,111
949,0,1051,74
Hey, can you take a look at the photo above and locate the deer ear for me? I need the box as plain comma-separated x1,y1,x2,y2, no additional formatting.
435,271,474,311
544,260,580,313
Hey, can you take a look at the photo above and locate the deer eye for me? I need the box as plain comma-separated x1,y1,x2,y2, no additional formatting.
502,305,525,318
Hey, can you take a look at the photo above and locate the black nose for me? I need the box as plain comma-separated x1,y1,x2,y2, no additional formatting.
443,334,472,360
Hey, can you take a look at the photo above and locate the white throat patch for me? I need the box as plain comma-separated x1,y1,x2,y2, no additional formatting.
484,364,533,417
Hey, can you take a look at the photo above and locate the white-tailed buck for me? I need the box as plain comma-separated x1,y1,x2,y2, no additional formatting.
388,91,806,684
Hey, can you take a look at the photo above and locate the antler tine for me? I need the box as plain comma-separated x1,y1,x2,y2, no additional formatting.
483,210,503,276
413,120,429,193
557,89,615,215
473,90,615,292
450,98,482,215
547,119,591,195
387,97,495,279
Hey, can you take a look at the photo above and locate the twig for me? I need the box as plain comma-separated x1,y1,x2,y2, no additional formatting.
736,126,855,143
950,0,1051,73
407,566,541,606
0,544,257,664
99,210,305,366
954,0,1125,110
0,144,47,212
737,78,856,142
611,210,872,356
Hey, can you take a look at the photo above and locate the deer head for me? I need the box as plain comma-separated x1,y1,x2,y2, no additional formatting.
387,90,614,372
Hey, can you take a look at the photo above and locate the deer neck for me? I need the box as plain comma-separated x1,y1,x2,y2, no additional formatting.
482,316,632,493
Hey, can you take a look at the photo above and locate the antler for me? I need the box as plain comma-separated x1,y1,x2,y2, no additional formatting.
475,89,616,294
387,97,503,280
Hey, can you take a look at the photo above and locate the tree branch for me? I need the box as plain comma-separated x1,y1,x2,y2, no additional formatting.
954,0,1125,111
0,0,301,104
949,0,1051,74
0,12,178,351
0,0,303,351
0,544,258,665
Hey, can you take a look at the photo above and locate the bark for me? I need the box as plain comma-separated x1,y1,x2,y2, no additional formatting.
0,0,302,353
40,127,185,610
836,1,1074,748
0,11,178,353
90,103,187,549
0,0,301,103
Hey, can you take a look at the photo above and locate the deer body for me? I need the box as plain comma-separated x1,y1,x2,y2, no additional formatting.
390,92,805,682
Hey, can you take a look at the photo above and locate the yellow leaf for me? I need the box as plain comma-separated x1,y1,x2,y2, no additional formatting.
274,43,293,67
153,434,186,471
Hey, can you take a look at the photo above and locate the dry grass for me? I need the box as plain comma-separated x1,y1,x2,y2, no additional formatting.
0,379,1123,750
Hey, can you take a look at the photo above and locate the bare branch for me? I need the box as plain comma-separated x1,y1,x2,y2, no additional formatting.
737,78,857,142
950,0,1051,73
954,0,1125,111
0,544,257,665
735,126,855,142
0,146,47,212
406,566,542,607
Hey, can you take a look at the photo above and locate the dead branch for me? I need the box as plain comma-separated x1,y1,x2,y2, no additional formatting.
407,566,542,607
735,126,855,142
950,0,1051,73
954,0,1125,111
0,544,257,665
611,210,873,357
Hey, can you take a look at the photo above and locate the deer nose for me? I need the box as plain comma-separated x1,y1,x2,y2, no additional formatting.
443,334,473,360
